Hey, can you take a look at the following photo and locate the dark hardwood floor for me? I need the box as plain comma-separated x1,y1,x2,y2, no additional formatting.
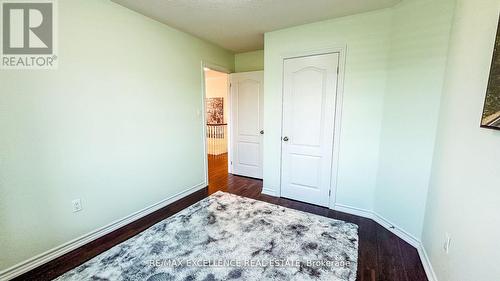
15,152,427,281
209,153,428,281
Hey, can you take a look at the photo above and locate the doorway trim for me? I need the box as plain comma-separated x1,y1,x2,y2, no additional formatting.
201,61,231,186
278,45,347,209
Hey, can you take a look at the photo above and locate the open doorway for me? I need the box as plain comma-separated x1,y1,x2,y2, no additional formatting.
203,67,230,194
202,66,264,195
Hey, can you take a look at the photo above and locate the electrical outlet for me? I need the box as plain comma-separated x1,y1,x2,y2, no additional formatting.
443,233,451,254
72,199,82,213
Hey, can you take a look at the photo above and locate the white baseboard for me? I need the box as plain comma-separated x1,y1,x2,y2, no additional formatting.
261,187,277,196
1,186,437,281
334,203,373,220
0,182,207,281
371,213,420,248
333,203,436,280
417,243,438,281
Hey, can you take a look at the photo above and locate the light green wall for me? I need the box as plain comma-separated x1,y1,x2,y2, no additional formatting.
234,50,264,72
374,0,455,238
422,0,500,280
264,9,392,211
0,0,233,271
263,0,455,239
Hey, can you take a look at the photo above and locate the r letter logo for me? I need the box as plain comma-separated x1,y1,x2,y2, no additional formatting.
1,0,57,69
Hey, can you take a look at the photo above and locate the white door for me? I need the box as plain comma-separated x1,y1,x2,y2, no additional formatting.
281,53,339,207
230,71,264,179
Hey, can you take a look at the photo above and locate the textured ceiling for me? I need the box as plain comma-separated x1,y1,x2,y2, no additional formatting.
112,0,401,52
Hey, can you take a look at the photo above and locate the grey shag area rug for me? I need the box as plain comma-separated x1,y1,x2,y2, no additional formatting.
55,192,358,281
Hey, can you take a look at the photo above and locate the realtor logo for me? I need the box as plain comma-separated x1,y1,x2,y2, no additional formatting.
1,0,57,69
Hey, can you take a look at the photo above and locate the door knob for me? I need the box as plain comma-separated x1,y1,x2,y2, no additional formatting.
283,136,289,142
260,130,264,135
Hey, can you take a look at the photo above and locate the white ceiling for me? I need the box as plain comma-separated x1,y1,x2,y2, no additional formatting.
112,0,401,53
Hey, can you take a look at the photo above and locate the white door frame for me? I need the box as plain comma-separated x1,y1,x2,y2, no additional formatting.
201,61,231,186
278,46,346,209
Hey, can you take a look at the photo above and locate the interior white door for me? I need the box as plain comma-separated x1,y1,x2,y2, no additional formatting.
281,53,339,207
230,71,264,179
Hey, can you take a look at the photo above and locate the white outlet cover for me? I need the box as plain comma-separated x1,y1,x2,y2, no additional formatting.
72,199,82,213
443,233,451,254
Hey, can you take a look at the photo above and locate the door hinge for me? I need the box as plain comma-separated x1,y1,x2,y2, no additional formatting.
336,66,339,74
329,190,331,196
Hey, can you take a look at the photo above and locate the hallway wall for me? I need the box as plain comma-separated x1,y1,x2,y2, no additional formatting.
205,71,229,124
